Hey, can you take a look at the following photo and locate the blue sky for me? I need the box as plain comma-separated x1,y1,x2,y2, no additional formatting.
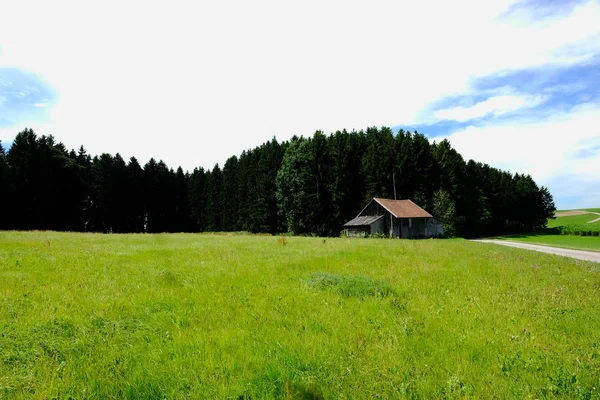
399,58,600,136
0,68,56,130
1,0,599,209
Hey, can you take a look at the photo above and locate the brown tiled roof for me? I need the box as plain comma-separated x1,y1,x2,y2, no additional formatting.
373,198,432,218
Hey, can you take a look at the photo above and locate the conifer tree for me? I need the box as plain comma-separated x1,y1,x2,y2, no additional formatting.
203,165,222,231
0,141,13,229
220,156,240,232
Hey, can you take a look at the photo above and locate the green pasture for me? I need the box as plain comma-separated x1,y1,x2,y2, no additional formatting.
548,211,600,228
499,233,600,252
1,232,600,399
500,209,600,251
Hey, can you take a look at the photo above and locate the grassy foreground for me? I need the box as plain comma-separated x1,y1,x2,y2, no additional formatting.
1,232,600,399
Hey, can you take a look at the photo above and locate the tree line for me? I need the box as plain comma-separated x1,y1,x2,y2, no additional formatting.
0,127,555,237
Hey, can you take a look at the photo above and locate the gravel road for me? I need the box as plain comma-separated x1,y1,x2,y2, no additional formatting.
472,239,600,263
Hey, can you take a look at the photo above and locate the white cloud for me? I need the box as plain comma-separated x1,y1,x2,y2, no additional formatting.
0,0,598,175
434,94,548,122
442,102,600,208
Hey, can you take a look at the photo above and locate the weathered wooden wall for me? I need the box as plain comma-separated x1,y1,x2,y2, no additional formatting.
346,227,368,238
370,217,386,235
399,217,444,238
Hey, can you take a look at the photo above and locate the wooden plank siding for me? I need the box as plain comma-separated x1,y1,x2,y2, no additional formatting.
399,217,444,238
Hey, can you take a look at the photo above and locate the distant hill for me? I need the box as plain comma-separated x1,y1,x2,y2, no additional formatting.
550,209,600,227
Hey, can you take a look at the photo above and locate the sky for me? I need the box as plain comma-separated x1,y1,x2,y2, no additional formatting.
0,0,599,210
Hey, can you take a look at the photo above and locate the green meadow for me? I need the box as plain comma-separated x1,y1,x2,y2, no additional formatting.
555,208,600,214
498,233,600,252
548,210,600,228
2,232,600,399
498,209,600,251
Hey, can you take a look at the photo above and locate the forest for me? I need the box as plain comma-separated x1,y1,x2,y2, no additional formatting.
0,127,555,237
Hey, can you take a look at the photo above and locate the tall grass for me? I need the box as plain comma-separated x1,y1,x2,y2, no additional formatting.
308,272,396,298
1,232,600,398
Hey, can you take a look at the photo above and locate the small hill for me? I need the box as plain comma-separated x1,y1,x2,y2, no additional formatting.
549,209,600,228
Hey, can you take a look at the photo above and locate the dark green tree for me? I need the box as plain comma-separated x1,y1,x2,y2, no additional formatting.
7,129,82,230
236,150,256,231
362,127,395,201
329,129,366,231
203,165,222,231
276,132,334,235
125,157,146,232
220,156,240,231
432,189,457,237
0,140,14,229
189,167,207,230
249,138,286,233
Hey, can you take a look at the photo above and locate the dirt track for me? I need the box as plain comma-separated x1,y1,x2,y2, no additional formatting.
555,210,590,217
472,239,600,263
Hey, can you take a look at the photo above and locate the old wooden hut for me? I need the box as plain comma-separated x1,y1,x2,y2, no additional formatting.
344,198,444,238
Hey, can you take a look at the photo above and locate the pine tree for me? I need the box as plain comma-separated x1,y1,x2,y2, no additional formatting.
203,165,222,231
432,189,456,237
236,150,255,231
250,138,285,233
174,167,192,232
7,129,40,229
189,167,207,230
431,139,466,235
276,133,334,235
110,154,129,232
220,156,240,231
126,157,145,232
362,127,395,201
0,140,13,229
329,129,366,232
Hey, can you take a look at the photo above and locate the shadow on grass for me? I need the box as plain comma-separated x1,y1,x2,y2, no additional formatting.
498,226,600,239
500,227,562,239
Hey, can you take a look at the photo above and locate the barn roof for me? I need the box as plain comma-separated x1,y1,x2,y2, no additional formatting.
344,215,384,227
373,198,432,218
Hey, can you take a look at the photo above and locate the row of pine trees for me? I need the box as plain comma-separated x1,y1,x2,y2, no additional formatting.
0,128,555,237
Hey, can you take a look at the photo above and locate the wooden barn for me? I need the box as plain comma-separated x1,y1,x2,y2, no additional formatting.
344,198,444,238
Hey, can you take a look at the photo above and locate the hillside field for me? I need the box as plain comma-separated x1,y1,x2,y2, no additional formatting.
1,232,600,399
548,209,600,228
498,233,600,252
497,209,600,251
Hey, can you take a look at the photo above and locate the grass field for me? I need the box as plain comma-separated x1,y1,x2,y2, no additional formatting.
498,233,600,252
2,232,600,399
548,214,600,228
498,209,600,251
556,208,600,214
